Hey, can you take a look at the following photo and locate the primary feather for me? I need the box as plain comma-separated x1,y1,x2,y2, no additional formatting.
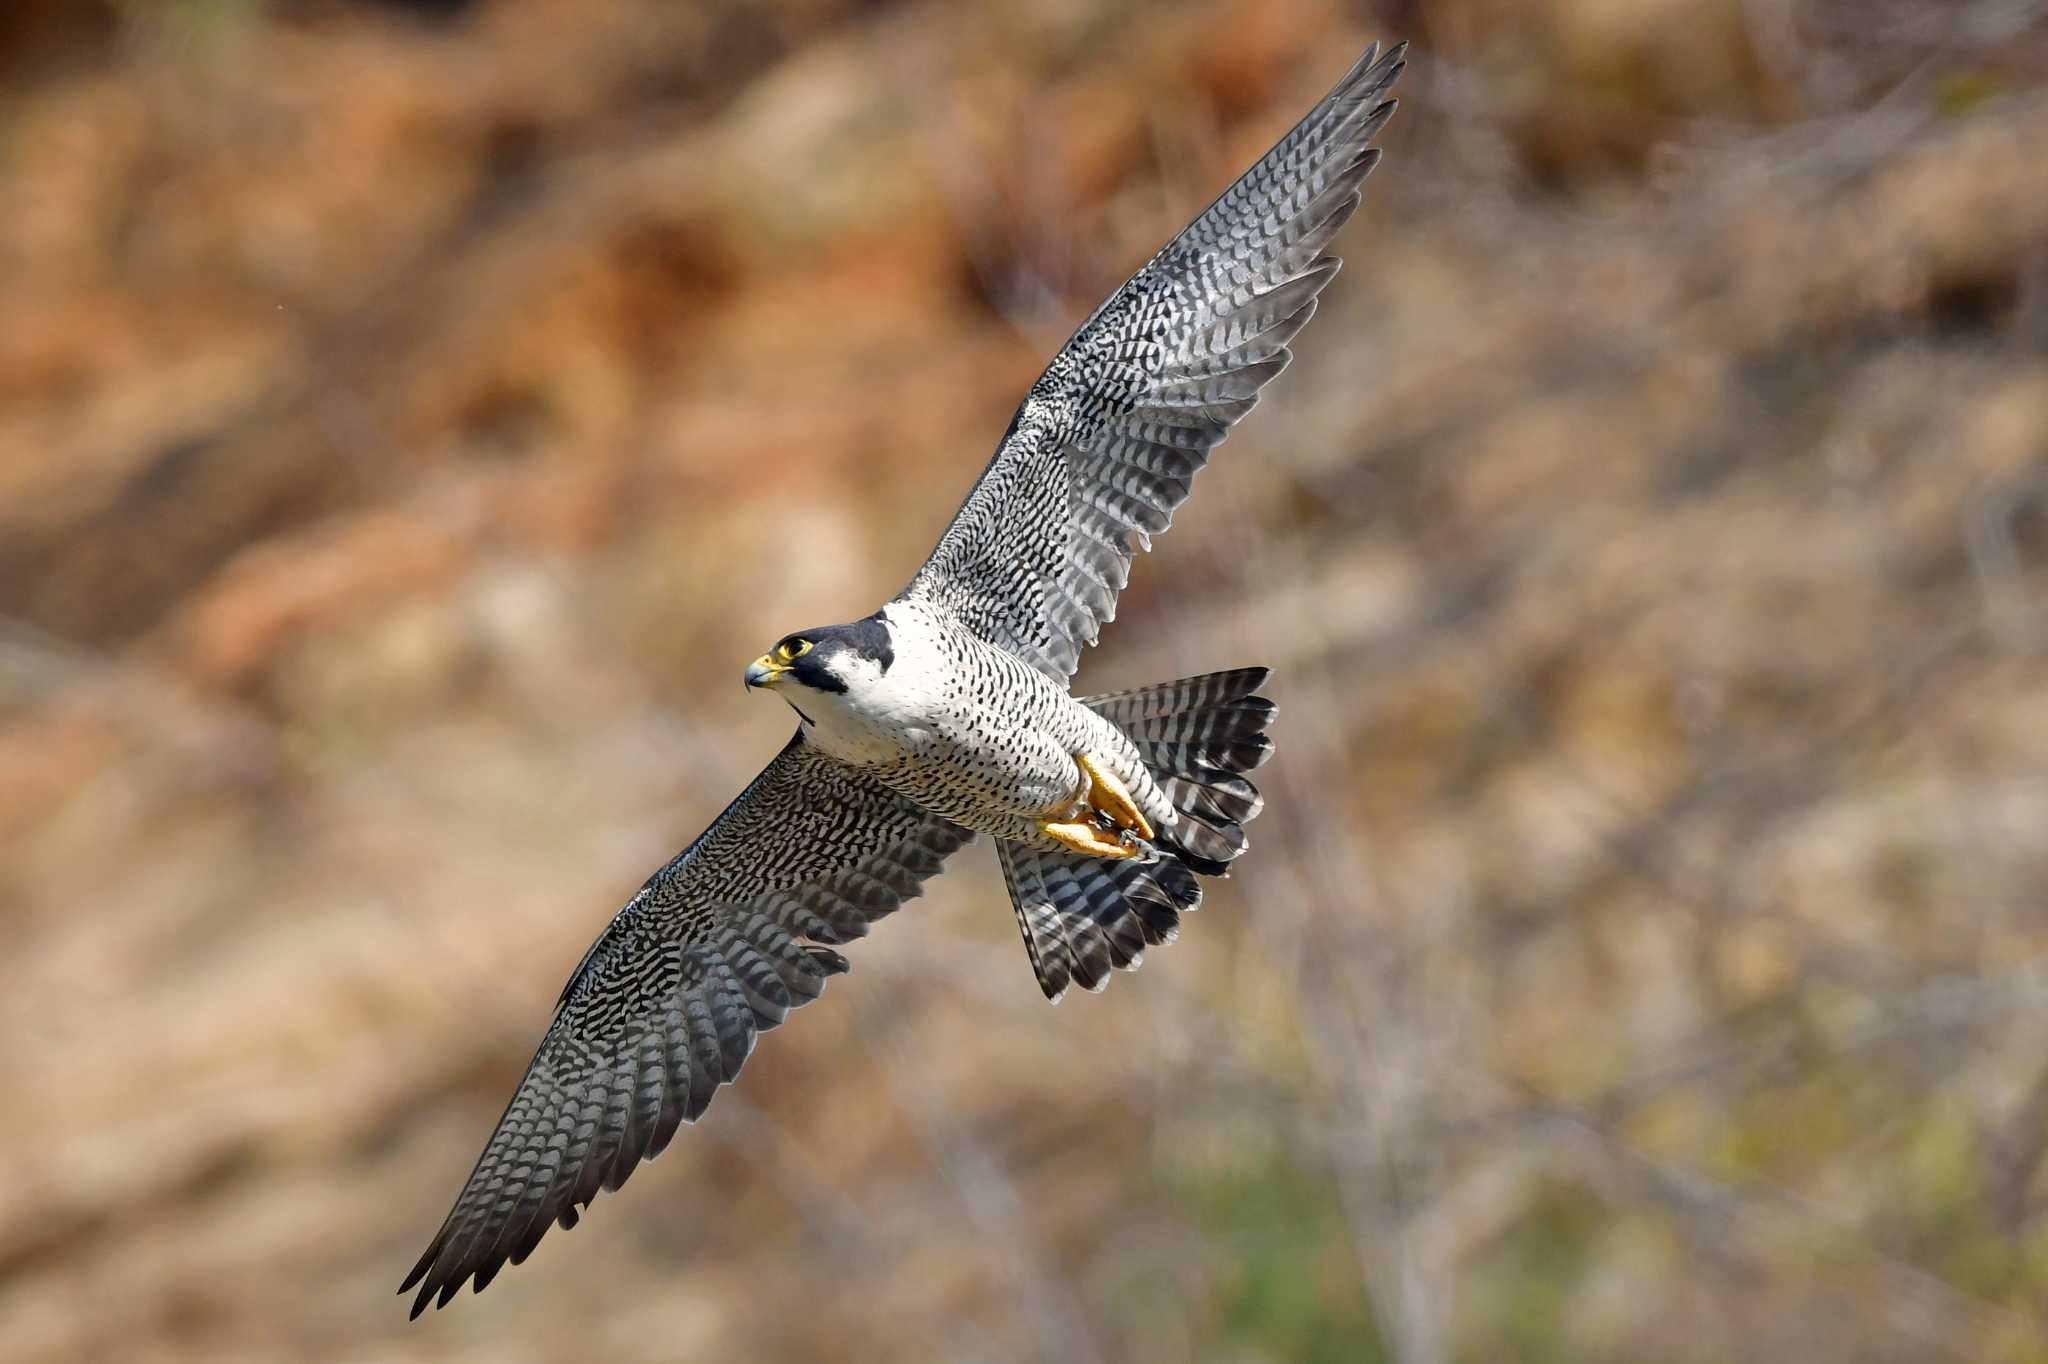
400,739,972,1316
903,42,1406,678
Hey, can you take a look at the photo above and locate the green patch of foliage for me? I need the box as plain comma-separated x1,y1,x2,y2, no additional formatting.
1190,1147,1390,1364
1463,1177,1604,1364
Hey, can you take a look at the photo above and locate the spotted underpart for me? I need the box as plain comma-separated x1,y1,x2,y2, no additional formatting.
785,600,1175,847
404,41,1403,1318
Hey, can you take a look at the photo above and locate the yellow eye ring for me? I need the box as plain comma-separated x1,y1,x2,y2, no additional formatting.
777,639,812,662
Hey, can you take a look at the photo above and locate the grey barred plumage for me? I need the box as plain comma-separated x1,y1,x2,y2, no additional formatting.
402,739,973,1310
403,40,1402,1317
1001,666,1277,999
904,43,1405,680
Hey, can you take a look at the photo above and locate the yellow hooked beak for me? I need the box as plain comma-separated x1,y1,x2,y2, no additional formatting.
744,655,789,690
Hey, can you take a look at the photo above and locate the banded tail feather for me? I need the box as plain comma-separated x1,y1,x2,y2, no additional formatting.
999,668,1275,1000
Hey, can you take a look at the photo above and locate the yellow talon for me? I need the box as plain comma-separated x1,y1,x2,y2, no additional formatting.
1075,752,1153,841
1042,818,1142,859
1039,753,1155,858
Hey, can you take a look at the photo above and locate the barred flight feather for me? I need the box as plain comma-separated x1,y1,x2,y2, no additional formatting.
399,737,972,1316
903,44,1405,679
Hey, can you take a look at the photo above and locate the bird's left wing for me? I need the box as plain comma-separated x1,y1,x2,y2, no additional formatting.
401,734,972,1316
900,42,1404,679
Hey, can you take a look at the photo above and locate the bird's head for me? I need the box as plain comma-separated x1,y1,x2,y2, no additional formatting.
743,613,896,719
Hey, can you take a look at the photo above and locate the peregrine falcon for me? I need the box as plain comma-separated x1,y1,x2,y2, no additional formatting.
403,40,1404,1315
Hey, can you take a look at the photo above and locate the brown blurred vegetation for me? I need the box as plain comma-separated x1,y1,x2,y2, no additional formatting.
2,1,2046,1361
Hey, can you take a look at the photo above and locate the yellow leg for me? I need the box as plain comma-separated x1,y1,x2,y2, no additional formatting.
1074,752,1153,840
1041,819,1142,860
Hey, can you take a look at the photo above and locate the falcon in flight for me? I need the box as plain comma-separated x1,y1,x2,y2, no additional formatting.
404,40,1404,1315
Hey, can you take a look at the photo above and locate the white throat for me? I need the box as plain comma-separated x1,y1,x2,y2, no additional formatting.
784,616,942,767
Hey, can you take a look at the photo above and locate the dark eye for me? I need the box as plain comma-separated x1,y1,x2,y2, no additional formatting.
778,638,812,662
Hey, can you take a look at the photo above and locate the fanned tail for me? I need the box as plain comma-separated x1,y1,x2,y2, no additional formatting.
999,668,1275,1001
1087,666,1273,874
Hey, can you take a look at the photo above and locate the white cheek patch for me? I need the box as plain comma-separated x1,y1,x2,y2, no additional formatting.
827,653,888,697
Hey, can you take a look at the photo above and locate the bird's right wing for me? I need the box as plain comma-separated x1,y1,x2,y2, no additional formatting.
401,734,972,1316
899,42,1404,679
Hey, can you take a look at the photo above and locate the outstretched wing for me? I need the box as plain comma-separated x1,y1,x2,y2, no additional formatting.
401,735,972,1316
901,42,1404,679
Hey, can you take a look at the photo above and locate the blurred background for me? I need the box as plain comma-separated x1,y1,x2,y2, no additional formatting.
2,1,2046,1361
